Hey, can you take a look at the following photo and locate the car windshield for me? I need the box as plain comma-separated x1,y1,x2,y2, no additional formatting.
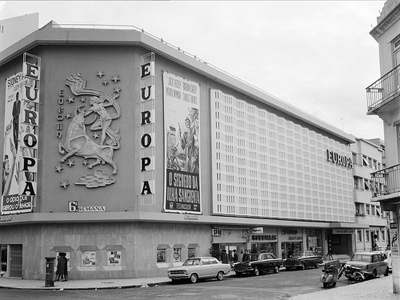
351,254,372,262
250,254,260,261
183,258,201,266
290,251,313,258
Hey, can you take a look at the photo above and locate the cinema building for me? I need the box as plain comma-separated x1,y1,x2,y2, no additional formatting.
0,17,365,280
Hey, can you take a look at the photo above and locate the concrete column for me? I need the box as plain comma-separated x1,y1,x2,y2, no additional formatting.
393,206,400,294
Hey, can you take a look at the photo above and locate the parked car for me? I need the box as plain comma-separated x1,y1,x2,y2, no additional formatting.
283,250,323,270
233,252,282,276
344,252,389,278
167,257,231,283
384,250,392,272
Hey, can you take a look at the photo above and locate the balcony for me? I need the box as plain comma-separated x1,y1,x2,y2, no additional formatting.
366,64,400,115
370,164,400,210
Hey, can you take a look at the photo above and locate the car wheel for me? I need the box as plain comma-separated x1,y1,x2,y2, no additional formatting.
354,273,364,282
315,262,319,268
190,273,198,284
372,269,377,278
274,266,279,273
300,263,306,270
253,267,260,276
385,267,389,277
216,271,224,281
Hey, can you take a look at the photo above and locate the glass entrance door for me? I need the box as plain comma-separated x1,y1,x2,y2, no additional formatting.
9,245,22,277
1,245,7,275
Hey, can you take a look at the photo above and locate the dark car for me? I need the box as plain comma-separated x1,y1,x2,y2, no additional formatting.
234,252,282,276
283,250,323,270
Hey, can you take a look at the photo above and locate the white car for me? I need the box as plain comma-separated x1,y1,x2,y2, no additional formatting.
167,257,231,283
384,250,392,272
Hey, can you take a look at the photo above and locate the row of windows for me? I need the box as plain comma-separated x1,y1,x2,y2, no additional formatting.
211,90,353,222
356,230,386,243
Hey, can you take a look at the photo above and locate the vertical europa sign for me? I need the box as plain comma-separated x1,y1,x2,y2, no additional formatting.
139,53,155,205
1,53,40,214
163,72,201,214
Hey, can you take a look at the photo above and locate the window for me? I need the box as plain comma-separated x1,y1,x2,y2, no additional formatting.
107,250,121,266
357,230,362,242
173,248,181,262
188,247,196,258
366,230,370,242
157,249,166,263
82,251,96,267
157,244,169,263
362,156,369,167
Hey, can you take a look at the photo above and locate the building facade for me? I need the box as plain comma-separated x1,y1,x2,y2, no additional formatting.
367,0,400,293
351,138,389,252
0,19,364,280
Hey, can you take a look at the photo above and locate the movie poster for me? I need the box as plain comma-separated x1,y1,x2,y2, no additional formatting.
163,72,201,214
1,54,40,214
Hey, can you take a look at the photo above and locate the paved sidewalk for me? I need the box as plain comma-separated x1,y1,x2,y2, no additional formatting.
290,275,400,300
0,276,169,290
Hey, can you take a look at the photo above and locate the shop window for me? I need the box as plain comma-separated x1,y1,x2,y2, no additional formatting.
107,250,121,266
82,251,96,267
157,244,170,263
173,248,181,262
57,251,70,267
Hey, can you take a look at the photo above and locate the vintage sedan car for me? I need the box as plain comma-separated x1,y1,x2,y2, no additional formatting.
345,252,389,278
283,251,323,270
384,250,392,272
167,257,231,283
234,252,282,276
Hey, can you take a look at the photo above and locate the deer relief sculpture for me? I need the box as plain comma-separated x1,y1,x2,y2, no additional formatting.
59,74,121,175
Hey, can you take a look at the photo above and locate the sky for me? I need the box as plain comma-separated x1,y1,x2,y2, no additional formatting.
0,1,386,140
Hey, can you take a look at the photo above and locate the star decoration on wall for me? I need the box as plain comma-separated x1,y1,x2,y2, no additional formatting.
67,159,75,167
97,71,105,78
93,133,99,139
65,113,72,119
60,180,69,189
103,80,109,86
67,96,75,104
111,75,120,83
82,159,89,166
114,87,122,94
80,97,86,103
55,165,63,173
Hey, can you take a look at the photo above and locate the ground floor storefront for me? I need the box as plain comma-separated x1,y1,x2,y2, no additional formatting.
0,222,359,280
210,226,356,262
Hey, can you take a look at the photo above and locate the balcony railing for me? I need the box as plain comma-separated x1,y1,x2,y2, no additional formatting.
371,164,400,197
366,64,400,113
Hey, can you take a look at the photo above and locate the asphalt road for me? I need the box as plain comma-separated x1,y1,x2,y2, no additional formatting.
0,267,356,300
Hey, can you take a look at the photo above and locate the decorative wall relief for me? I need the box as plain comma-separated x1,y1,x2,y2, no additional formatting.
56,72,121,189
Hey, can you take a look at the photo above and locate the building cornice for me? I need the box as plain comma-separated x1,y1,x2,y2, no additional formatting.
0,26,355,144
370,3,400,41
0,211,368,229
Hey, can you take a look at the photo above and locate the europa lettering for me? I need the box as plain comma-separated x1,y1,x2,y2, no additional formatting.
140,56,155,195
326,149,353,169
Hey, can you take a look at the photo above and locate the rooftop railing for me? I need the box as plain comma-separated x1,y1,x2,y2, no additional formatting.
366,64,400,113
